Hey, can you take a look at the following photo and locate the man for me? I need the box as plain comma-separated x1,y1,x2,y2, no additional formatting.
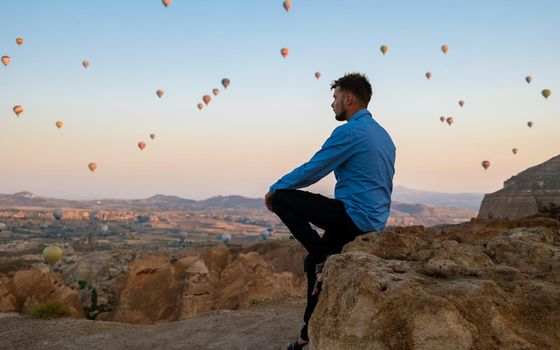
264,73,395,350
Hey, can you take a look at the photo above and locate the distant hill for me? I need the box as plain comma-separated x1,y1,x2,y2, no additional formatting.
392,186,484,211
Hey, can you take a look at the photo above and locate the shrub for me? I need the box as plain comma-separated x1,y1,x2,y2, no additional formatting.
29,300,71,319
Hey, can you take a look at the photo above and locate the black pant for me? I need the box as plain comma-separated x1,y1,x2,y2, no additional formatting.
270,189,363,341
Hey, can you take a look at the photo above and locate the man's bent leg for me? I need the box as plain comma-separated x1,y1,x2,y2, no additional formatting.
300,254,318,342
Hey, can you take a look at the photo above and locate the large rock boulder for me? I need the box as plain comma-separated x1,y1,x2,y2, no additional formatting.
309,228,560,349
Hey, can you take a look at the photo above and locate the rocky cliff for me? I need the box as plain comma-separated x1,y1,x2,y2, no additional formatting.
309,217,560,350
478,154,560,219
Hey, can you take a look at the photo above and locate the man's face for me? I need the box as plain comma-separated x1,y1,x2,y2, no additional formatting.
331,87,347,121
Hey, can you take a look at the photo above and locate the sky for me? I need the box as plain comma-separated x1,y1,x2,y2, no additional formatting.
0,0,559,200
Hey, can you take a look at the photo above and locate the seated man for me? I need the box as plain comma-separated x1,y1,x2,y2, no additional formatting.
264,73,396,350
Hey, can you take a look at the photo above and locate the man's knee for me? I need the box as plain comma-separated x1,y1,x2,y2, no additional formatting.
270,190,289,213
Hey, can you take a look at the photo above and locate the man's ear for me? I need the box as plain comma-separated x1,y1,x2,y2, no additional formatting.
345,92,353,106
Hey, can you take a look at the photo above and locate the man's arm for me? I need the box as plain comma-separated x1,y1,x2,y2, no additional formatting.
269,125,354,193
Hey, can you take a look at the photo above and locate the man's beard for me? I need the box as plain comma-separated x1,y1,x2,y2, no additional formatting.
335,111,346,121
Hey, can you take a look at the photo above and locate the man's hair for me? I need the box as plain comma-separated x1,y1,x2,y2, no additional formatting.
331,73,372,106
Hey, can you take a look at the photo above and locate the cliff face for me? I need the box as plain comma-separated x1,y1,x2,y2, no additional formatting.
478,155,560,219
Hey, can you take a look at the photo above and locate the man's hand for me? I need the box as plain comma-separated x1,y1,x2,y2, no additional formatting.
264,191,274,212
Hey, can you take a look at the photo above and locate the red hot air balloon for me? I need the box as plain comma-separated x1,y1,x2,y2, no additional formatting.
197,103,204,110
56,121,63,129
162,0,171,7
283,0,292,11
280,48,289,58
16,37,24,46
441,44,449,54
1,56,11,66
314,72,321,79
512,148,518,155
481,160,490,170
88,162,97,173
203,95,211,105
138,141,146,151
212,88,219,96
13,105,24,117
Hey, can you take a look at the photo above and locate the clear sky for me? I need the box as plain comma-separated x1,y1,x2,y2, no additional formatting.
1,0,558,200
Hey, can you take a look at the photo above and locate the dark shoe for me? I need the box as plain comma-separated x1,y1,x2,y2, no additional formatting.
287,339,308,350
312,262,324,296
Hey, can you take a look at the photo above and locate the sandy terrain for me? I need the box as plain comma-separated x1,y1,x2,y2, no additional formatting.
0,298,305,350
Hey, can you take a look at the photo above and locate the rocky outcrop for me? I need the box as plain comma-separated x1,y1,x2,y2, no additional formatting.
309,223,560,350
0,269,82,317
479,154,560,219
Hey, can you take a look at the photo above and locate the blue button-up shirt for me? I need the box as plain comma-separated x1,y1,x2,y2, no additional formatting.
269,109,395,232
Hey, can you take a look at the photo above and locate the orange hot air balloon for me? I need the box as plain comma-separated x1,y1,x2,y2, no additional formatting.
512,148,518,155
138,141,146,151
314,72,321,79
1,56,11,66
82,60,90,69
542,89,551,99
88,162,97,173
280,48,289,58
446,117,454,126
16,37,23,46
162,0,171,7
459,100,465,107
81,211,90,220
439,116,445,123
425,72,432,80
197,103,204,110
212,88,219,96
13,105,24,117
203,95,211,105
222,78,230,89
481,160,490,170
283,0,292,11
150,133,156,140
380,45,388,55
156,89,164,98
441,44,449,54
525,76,532,84
55,121,63,129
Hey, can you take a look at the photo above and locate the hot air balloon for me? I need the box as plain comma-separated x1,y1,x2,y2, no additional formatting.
425,72,432,80
481,160,491,170
212,88,219,96
16,37,23,46
1,56,11,66
88,162,97,173
525,76,532,84
138,141,146,151
197,103,204,110
55,121,63,129
13,105,24,117
82,211,90,220
439,116,445,123
221,233,231,244
527,121,533,128
459,100,465,107
260,230,269,240
283,0,292,11
0,222,7,232
512,148,518,155
446,117,454,126
43,246,63,266
150,133,156,140
222,78,230,89
314,72,321,79
203,95,211,105
380,45,388,55
82,60,90,69
281,48,289,58
53,209,63,221
441,44,449,54
162,0,171,7
542,89,551,99
156,89,164,98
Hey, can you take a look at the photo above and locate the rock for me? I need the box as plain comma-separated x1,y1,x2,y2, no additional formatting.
309,225,560,349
